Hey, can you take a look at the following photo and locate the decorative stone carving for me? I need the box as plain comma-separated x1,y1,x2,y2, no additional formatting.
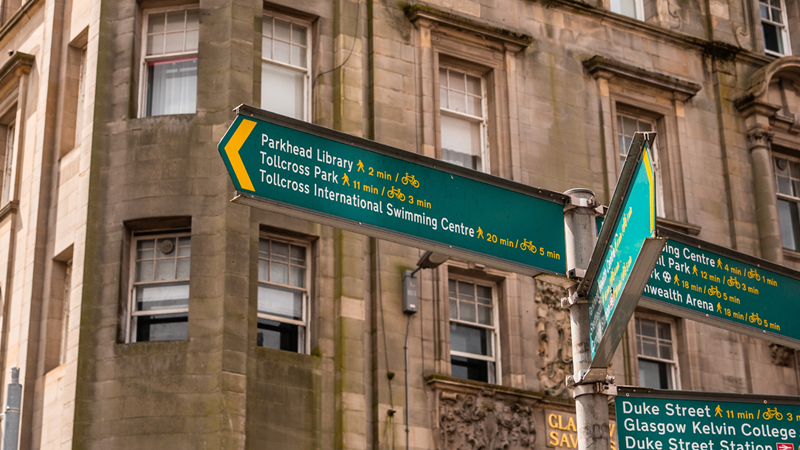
439,390,536,450
746,125,774,150
769,343,793,367
536,280,573,397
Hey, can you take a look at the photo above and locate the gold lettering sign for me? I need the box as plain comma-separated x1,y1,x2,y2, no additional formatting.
544,409,618,450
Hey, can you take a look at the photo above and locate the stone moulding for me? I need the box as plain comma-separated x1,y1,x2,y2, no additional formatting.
427,375,544,450
0,51,33,99
404,3,534,52
0,200,19,223
583,55,702,102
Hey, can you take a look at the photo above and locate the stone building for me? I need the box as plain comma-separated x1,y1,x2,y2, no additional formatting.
0,0,794,448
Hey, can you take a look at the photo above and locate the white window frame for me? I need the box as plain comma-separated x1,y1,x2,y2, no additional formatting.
610,0,645,20
774,154,800,251
138,5,199,118
615,112,665,218
261,11,312,122
127,231,191,343
438,66,489,173
257,234,310,354
760,0,792,57
1,119,16,206
447,275,501,384
635,315,680,390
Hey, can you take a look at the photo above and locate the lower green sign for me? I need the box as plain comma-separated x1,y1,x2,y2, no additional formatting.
218,105,568,276
641,228,800,348
617,387,800,450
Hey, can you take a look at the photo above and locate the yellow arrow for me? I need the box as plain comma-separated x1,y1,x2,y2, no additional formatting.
224,119,257,191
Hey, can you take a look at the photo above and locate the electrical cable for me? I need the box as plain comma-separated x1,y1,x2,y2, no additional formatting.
376,238,395,450
313,0,362,88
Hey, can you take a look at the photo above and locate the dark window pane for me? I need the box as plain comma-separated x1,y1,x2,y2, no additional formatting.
136,313,188,342
450,322,490,356
451,355,489,383
639,359,671,389
257,318,302,352
763,23,783,54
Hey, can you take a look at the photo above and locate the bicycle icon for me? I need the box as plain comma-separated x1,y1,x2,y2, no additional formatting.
401,173,419,188
387,186,405,202
763,407,783,420
520,239,536,253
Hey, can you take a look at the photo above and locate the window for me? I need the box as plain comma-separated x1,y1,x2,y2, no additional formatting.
760,0,791,56
257,237,309,353
611,0,643,19
635,317,678,389
60,260,72,364
262,12,311,121
1,120,15,205
775,156,800,250
140,6,199,117
616,112,665,217
449,278,498,383
439,67,488,172
128,233,191,342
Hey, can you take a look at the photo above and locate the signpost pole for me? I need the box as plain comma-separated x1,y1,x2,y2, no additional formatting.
563,188,611,450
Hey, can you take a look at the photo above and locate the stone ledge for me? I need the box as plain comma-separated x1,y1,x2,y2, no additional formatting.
657,217,701,236
404,3,534,51
584,55,702,101
0,200,18,223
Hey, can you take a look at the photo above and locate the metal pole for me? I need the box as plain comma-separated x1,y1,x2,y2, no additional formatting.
2,367,21,450
563,189,611,450
404,315,412,450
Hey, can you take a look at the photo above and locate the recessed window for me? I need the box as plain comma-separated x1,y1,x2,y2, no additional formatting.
257,237,309,353
140,7,199,116
129,233,191,342
262,13,311,121
439,67,487,172
1,120,15,205
760,0,791,56
636,317,678,389
449,279,497,383
775,156,800,250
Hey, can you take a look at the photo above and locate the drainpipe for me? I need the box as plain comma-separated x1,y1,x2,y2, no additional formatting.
2,367,20,450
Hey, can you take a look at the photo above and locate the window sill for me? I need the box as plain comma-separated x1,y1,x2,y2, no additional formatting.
656,217,701,236
116,338,188,355
0,200,18,222
782,247,800,262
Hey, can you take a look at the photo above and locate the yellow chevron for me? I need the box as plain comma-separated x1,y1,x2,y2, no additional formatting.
643,146,655,233
224,119,256,191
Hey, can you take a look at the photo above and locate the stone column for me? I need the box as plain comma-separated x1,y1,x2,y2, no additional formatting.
747,125,784,263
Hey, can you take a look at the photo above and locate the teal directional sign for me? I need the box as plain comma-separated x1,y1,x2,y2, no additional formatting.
616,387,800,450
640,228,800,349
582,133,666,368
218,105,568,276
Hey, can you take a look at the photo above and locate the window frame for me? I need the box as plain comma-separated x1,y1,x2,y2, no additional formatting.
760,0,792,57
127,230,192,343
256,233,311,354
137,4,200,118
773,153,800,251
437,66,489,173
634,314,681,390
261,11,312,122
447,274,501,384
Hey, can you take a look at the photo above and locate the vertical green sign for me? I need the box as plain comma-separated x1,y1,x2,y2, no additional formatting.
640,229,800,348
583,134,663,367
218,105,568,276
617,387,800,450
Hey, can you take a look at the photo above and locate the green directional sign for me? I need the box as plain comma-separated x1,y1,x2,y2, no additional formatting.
640,227,800,348
218,105,568,276
582,133,666,368
616,387,800,450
